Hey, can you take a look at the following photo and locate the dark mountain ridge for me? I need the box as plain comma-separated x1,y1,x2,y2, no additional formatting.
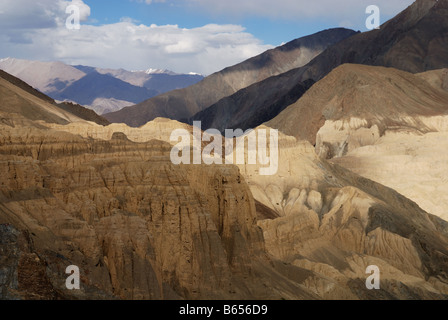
104,28,358,126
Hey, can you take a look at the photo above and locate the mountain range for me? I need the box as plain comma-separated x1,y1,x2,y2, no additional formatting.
0,58,203,115
189,0,448,133
1,0,448,301
104,0,448,131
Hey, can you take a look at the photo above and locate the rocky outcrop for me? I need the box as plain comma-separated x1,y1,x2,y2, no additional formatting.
331,125,448,221
264,64,448,220
0,122,322,299
46,117,194,144
235,128,448,299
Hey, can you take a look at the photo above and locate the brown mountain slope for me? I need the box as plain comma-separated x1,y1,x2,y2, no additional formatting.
191,0,448,133
266,63,448,145
103,28,357,127
0,69,109,126
56,101,110,126
0,76,81,125
0,69,55,104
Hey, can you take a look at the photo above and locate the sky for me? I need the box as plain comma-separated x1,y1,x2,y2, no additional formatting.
0,0,415,75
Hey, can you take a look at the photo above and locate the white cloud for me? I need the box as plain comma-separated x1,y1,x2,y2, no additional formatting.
0,0,91,29
0,0,416,75
0,9,272,75
0,0,58,29
0,0,272,75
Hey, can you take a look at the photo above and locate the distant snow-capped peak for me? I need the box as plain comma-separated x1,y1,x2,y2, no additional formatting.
188,72,202,76
144,68,172,75
129,67,177,75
